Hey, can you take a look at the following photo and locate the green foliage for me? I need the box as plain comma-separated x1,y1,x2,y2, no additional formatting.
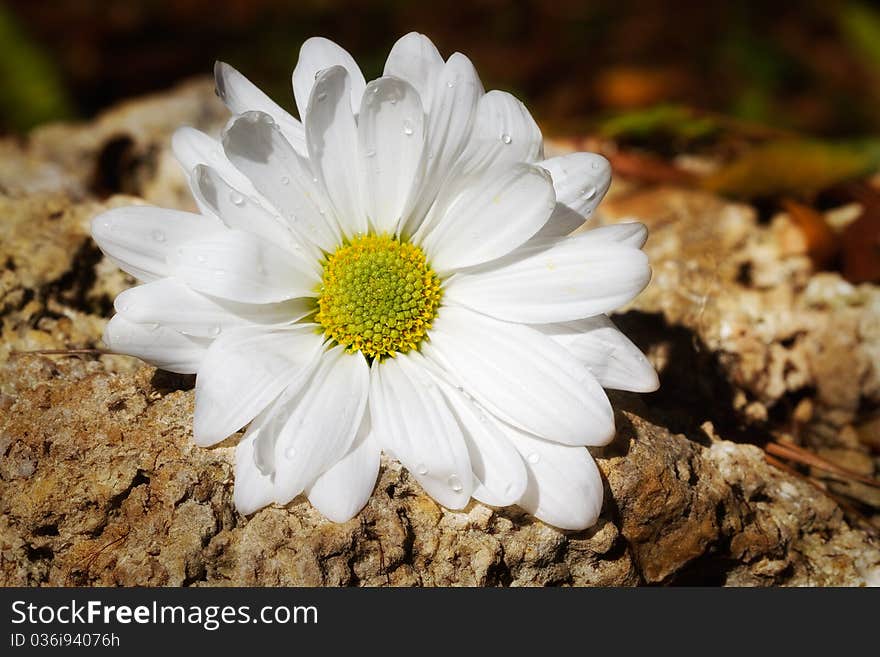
599,105,719,144
839,2,880,70
0,6,73,131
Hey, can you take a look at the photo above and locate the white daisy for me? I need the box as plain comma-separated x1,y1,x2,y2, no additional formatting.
91,33,657,530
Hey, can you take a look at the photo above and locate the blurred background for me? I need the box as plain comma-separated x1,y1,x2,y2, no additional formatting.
1,0,879,284
3,0,880,137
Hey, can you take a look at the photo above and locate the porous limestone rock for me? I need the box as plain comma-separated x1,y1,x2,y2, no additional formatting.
1,80,877,586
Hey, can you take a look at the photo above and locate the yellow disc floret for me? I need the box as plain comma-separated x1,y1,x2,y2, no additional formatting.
316,234,442,360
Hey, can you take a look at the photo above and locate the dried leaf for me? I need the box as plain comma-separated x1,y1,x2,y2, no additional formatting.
780,199,839,269
703,139,880,199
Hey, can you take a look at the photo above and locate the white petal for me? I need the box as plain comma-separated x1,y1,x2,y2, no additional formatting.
418,163,555,273
293,36,366,119
171,126,258,202
423,306,615,446
369,352,473,509
383,32,444,111
272,346,370,504
114,278,313,338
102,314,208,374
91,206,221,282
454,90,543,176
233,429,278,515
503,423,604,530
306,413,380,522
401,53,482,236
168,229,319,303
191,164,304,253
527,204,586,242
537,315,659,392
444,232,651,323
582,221,648,248
358,77,425,234
516,219,649,260
214,61,307,154
192,325,324,446
539,152,611,218
222,111,341,252
429,371,527,506
305,66,367,238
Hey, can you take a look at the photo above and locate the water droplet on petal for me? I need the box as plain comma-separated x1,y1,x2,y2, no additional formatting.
527,452,541,465
591,160,601,169
581,186,596,200
151,229,166,243
501,133,512,145
230,191,245,206
280,175,290,185
365,149,376,158
210,326,221,337
146,323,160,332
403,119,414,136
284,445,296,459
447,474,463,492
390,97,398,105
416,463,428,475
446,79,456,88
504,483,516,496
317,92,328,102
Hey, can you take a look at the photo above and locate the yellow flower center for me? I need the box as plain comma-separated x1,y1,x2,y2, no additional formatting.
316,234,442,360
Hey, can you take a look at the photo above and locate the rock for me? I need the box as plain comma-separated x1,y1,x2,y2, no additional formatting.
1,81,878,586
599,186,880,449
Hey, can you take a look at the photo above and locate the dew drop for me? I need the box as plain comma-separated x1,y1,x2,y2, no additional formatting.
230,191,245,206
446,79,456,88
447,474,463,492
280,175,290,185
390,97,398,105
403,119,414,136
501,133,512,145
284,445,296,459
416,463,429,475
146,323,160,332
317,92,328,102
591,160,601,169
151,229,166,243
581,186,596,200
527,452,541,465
504,483,516,496
365,149,376,158
210,326,221,337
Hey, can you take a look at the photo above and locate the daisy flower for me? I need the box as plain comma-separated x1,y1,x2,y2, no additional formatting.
91,33,657,530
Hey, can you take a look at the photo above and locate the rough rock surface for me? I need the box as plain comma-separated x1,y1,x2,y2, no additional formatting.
1,79,878,586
